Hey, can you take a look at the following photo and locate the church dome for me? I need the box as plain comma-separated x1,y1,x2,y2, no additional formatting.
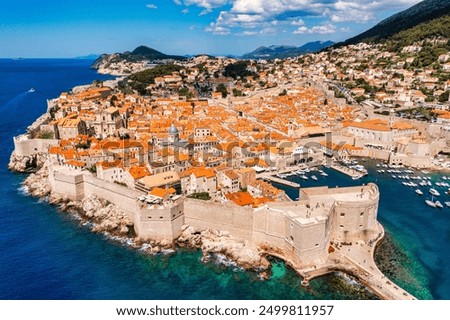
168,122,179,135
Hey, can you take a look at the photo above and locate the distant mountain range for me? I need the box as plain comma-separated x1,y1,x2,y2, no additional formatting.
241,41,335,60
340,0,450,46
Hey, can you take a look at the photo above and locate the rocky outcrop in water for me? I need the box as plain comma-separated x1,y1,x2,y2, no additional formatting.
177,224,270,271
23,161,52,198
80,195,133,236
8,151,47,173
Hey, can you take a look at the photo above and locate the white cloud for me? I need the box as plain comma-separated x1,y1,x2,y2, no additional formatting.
242,31,258,36
181,0,230,13
205,23,231,35
173,0,183,5
182,8,190,14
291,19,305,26
293,23,336,34
196,0,423,34
146,4,158,9
331,0,422,23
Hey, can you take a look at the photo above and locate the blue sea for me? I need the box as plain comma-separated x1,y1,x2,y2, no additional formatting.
0,59,448,300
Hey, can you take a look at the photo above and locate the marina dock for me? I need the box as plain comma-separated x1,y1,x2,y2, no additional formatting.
330,164,366,180
260,175,301,188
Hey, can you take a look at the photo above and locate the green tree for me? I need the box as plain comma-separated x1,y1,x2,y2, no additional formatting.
232,88,243,97
439,91,449,103
216,83,228,98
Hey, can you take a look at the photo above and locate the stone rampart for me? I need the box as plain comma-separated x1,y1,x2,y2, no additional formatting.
13,135,59,157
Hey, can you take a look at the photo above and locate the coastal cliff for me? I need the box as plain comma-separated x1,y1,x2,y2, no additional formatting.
177,225,271,271
10,158,270,272
17,160,134,238
8,151,48,173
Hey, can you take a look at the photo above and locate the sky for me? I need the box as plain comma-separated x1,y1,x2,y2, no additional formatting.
0,0,423,58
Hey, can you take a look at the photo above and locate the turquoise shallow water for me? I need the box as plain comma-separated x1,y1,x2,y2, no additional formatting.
0,59,446,299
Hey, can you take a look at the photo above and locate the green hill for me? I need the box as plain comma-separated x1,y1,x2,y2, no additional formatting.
91,45,186,70
341,0,450,46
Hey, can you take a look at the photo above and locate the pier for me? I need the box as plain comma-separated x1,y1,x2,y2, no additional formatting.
260,175,301,188
330,164,366,180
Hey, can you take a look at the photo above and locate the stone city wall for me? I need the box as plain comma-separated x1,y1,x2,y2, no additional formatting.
13,135,59,157
135,201,185,241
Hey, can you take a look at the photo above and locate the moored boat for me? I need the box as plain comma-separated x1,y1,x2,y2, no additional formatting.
415,189,423,195
430,188,440,197
425,200,437,208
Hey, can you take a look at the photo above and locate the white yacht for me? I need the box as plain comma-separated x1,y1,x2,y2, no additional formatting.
425,200,437,208
415,189,423,195
435,201,444,209
444,202,450,208
429,188,440,197
311,175,318,181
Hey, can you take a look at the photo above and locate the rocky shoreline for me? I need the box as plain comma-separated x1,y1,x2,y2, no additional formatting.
8,151,48,173
9,153,272,274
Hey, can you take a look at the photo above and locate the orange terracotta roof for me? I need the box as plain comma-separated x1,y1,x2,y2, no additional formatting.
149,187,176,199
66,160,86,167
224,170,239,180
180,167,216,179
98,159,122,169
128,166,150,180
226,191,254,207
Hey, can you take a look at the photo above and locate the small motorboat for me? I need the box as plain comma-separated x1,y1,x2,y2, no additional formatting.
429,188,440,197
425,200,437,208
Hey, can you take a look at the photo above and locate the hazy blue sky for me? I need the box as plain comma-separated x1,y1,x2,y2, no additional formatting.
0,0,422,57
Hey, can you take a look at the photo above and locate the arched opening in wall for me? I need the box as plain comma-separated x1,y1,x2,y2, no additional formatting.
340,212,345,217
160,216,163,219
290,236,294,242
359,225,363,228
360,212,364,216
